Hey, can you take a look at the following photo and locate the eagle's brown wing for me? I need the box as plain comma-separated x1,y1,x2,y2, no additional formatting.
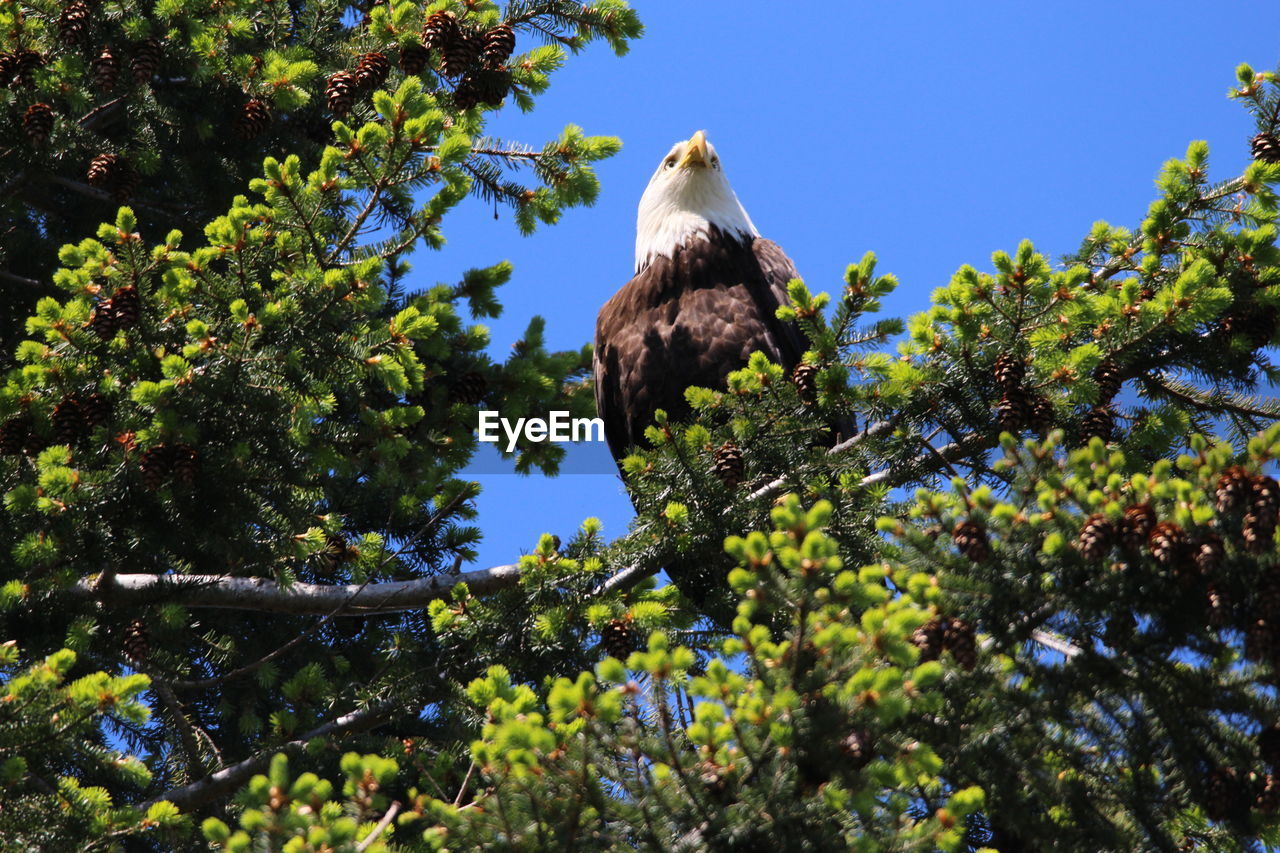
593,231,808,464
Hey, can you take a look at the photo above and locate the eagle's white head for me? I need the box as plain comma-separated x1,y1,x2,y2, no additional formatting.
634,130,759,272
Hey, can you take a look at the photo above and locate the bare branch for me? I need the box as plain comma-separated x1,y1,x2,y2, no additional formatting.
356,800,401,852
79,563,522,615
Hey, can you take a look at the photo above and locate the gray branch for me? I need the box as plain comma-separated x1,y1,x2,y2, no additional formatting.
78,563,522,615
148,702,394,811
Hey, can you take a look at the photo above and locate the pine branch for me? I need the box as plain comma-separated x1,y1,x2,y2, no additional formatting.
146,701,395,811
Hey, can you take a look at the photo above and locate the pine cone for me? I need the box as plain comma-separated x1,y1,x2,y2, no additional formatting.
326,70,357,114
7,50,43,88
234,97,272,140
791,362,818,403
1252,132,1280,164
51,397,85,447
462,68,511,106
399,43,430,76
1147,521,1188,570
1093,358,1122,403
22,102,53,145
447,371,487,405
171,443,198,485
911,617,945,662
1194,530,1225,575
79,392,111,429
840,728,875,770
1205,580,1234,629
1258,773,1280,814
110,159,138,202
452,75,481,111
439,30,481,78
952,520,989,562
86,297,120,340
996,390,1028,432
1204,767,1246,823
1118,504,1157,552
1258,570,1280,625
1253,474,1280,517
1077,514,1114,562
943,618,977,671
0,53,14,88
993,352,1025,390
1245,617,1280,663
1217,467,1253,514
481,23,515,68
58,0,91,46
122,617,149,663
86,152,118,187
1026,393,1054,434
355,51,390,89
422,10,462,51
129,38,162,84
140,444,175,490
1080,406,1114,443
0,417,30,455
599,618,640,660
93,45,119,92
1261,725,1280,768
111,285,140,328
713,440,744,488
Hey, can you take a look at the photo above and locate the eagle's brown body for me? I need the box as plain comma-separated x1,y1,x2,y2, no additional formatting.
593,226,806,463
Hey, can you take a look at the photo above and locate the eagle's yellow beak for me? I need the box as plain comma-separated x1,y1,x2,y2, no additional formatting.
679,130,709,168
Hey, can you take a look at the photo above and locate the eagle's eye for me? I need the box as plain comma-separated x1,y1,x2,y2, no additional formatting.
711,157,720,170
665,157,677,170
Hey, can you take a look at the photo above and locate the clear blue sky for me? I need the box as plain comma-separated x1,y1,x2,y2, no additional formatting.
416,1,1280,571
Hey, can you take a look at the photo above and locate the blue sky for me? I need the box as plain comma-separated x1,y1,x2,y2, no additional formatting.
418,1,1280,571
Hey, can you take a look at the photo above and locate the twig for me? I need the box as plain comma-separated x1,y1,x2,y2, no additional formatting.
355,800,401,852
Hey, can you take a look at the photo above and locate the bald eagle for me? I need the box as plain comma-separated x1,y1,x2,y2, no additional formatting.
593,130,807,464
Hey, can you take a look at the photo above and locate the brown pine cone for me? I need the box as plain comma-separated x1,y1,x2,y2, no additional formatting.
355,51,390,89
234,97,272,140
439,30,481,78
122,617,149,663
943,618,977,671
481,23,515,68
599,617,640,660
911,617,945,662
79,392,111,429
422,11,462,51
0,417,31,455
993,352,1025,390
1147,521,1187,570
111,285,140,328
840,728,875,770
325,70,357,115
130,38,162,84
139,444,174,490
399,43,430,76
952,520,989,562
1093,358,1122,403
1258,773,1280,814
22,102,53,145
87,152,119,187
1120,504,1156,551
1076,514,1114,562
58,1,91,46
1204,767,1246,822
1245,617,1280,663
8,50,43,88
1205,580,1234,629
713,440,744,488
51,397,85,447
447,371,487,405
1080,406,1114,443
1026,393,1054,434
1193,530,1224,575
171,443,198,485
1216,466,1253,514
86,297,120,340
996,390,1028,432
1252,132,1280,164
791,362,819,403
93,46,119,92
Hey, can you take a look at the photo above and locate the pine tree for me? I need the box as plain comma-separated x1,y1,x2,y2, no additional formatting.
8,6,1280,852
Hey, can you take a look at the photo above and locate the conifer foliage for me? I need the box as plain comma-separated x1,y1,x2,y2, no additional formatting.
7,3,1280,850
